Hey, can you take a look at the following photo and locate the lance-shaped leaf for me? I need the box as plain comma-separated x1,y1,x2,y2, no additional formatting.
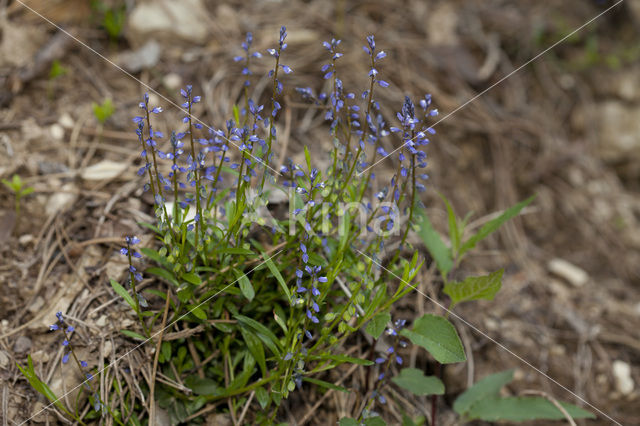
459,195,535,257
416,210,453,277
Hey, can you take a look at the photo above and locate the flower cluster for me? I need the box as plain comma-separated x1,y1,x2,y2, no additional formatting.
133,93,165,206
49,312,102,412
363,35,390,92
261,25,291,166
233,32,262,87
387,95,435,193
368,319,408,406
120,236,147,307
295,250,328,327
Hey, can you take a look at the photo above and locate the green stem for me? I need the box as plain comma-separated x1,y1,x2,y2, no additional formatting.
260,52,281,192
126,243,148,336
187,100,202,252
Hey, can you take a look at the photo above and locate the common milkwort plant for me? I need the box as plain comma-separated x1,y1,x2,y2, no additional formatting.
19,28,597,425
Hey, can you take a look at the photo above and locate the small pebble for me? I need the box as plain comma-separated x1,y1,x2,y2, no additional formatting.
548,258,588,287
612,360,634,395
58,113,75,129
19,234,34,246
95,315,107,327
31,350,50,364
163,72,182,90
49,123,65,141
0,350,9,369
103,340,113,358
13,335,32,353
28,296,44,313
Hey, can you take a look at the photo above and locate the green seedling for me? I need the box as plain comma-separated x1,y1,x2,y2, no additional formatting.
2,174,34,217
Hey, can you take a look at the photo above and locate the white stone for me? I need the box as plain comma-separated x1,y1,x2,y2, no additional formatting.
596,102,640,163
46,183,77,217
19,234,34,245
129,0,209,44
31,350,50,364
0,350,9,369
548,258,588,287
58,113,75,129
612,360,634,395
117,40,161,72
28,296,44,313
49,123,65,141
163,73,182,91
103,340,113,359
95,315,108,327
81,160,127,181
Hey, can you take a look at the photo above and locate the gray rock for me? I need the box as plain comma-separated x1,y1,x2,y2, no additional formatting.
128,0,210,44
595,101,640,163
117,40,161,73
13,336,32,353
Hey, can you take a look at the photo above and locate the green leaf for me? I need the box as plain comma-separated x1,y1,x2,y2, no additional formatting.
453,370,514,415
140,247,172,269
49,59,67,79
220,247,256,256
235,314,283,356
304,146,312,172
303,377,349,393
182,272,202,285
308,353,374,366
401,414,425,426
188,305,207,320
416,210,453,277
365,312,391,339
227,368,252,391
400,314,466,364
339,418,359,426
92,98,114,124
391,368,445,396
120,330,146,341
255,386,269,409
239,327,266,377
466,396,595,421
161,341,171,361
110,279,136,311
459,195,535,257
234,269,255,301
364,417,387,426
232,104,241,124
17,356,71,416
184,376,221,396
20,186,34,196
146,267,179,287
443,269,503,308
438,193,461,255
262,252,292,304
